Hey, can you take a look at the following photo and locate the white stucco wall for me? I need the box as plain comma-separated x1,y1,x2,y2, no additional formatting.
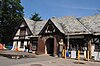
18,41,21,48
12,41,17,50
13,37,19,39
12,41,28,51
25,36,29,39
16,29,20,35
18,41,24,51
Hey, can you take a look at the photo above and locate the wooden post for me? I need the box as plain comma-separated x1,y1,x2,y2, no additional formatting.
88,39,92,59
67,35,69,50
86,36,92,59
62,49,65,58
87,50,89,61
84,50,86,59
54,35,57,57
64,48,66,59
78,50,80,60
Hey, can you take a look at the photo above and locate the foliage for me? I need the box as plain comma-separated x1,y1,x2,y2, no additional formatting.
0,0,24,45
30,12,43,21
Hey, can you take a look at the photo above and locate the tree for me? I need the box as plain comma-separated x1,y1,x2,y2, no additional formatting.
0,0,24,45
30,12,43,21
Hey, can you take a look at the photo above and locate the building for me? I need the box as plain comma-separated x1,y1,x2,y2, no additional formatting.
12,14,100,58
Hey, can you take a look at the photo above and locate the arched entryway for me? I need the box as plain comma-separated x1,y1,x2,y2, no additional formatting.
45,38,54,55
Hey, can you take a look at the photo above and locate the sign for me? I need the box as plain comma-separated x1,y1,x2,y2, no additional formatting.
94,52,100,61
71,50,76,58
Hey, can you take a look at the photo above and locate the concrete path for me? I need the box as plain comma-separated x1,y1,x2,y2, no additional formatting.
0,54,55,66
0,54,100,66
11,55,100,66
12,58,100,66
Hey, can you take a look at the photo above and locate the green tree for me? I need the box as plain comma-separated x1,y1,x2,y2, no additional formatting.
0,0,24,45
30,12,43,21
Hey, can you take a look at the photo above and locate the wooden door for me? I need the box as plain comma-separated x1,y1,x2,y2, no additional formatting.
36,38,45,54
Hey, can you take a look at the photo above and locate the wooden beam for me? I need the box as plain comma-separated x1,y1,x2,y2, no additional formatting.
53,35,57,57
67,35,69,50
94,38,99,43
65,35,84,39
87,37,92,59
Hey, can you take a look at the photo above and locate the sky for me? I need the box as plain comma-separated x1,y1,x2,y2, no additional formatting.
21,0,100,20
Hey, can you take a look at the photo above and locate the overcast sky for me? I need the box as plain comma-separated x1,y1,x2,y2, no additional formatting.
21,0,100,19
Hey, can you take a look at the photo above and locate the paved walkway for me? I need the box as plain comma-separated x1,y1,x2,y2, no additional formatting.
0,54,55,66
12,56,100,66
0,50,100,66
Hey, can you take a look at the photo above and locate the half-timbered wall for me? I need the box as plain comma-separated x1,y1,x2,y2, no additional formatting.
13,21,32,51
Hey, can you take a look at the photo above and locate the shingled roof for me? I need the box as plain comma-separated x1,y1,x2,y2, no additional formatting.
24,14,100,36
24,18,35,34
24,18,47,35
79,14,100,35
50,16,90,35
34,20,47,35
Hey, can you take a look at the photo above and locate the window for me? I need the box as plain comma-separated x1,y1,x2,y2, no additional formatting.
20,40,24,48
31,37,38,51
20,27,26,39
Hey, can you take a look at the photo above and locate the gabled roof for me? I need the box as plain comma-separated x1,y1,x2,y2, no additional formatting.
24,18,47,35
50,16,90,35
23,14,100,36
34,20,47,35
79,14,100,35
39,19,65,35
24,18,35,34
50,18,65,34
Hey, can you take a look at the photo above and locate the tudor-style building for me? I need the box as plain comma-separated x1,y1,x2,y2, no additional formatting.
12,19,33,51
12,14,100,58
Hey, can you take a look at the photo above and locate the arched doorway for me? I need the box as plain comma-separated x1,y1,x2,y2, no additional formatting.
46,38,54,55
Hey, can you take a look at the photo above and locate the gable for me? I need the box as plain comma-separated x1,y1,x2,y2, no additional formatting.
13,19,33,39
39,19,64,35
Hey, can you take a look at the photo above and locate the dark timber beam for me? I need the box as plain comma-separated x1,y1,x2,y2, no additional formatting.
54,35,57,57
93,38,99,44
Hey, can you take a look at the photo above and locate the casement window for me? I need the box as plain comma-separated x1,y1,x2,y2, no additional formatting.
20,27,26,39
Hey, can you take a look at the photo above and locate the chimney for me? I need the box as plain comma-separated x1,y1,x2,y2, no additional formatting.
52,16,56,19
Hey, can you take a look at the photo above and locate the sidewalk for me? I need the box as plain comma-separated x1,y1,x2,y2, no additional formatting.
12,57,100,66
